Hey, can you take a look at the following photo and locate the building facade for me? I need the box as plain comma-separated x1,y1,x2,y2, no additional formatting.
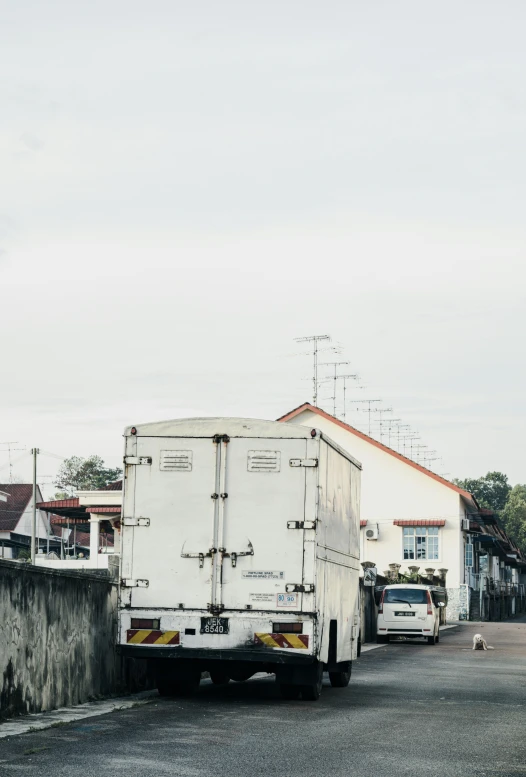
279,403,525,620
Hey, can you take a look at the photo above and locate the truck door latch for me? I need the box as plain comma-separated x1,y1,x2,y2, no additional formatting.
122,517,150,527
287,520,316,530
289,458,318,468
124,456,152,466
121,579,149,588
285,583,315,593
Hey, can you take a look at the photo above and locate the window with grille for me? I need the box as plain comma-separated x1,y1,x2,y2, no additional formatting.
402,526,439,561
465,537,473,568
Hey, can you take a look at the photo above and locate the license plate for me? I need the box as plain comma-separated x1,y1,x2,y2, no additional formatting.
201,617,229,634
395,612,415,617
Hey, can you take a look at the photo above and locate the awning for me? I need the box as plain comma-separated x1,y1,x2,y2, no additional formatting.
393,520,446,527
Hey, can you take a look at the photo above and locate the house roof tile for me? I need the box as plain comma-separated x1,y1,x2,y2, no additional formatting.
0,484,34,531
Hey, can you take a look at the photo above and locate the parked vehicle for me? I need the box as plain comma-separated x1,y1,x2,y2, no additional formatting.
375,584,447,645
117,417,362,701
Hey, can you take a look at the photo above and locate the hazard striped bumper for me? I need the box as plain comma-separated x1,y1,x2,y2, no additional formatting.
254,633,309,649
126,629,180,645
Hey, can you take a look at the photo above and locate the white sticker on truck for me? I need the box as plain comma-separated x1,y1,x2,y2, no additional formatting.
277,593,298,608
249,593,276,603
242,570,285,580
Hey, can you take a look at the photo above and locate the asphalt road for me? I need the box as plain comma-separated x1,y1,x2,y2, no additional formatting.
1,619,525,777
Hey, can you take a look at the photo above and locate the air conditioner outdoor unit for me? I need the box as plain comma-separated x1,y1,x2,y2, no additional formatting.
365,523,379,541
461,518,470,531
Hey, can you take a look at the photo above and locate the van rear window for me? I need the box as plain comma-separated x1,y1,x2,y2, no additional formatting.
384,589,428,604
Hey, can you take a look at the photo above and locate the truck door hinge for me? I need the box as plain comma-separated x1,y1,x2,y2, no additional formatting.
286,583,315,593
124,456,152,466
289,458,318,468
121,578,149,588
122,517,150,527
287,520,316,530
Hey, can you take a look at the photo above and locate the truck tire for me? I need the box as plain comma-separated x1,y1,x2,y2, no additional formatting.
300,662,323,701
279,683,301,700
376,634,389,644
329,662,352,688
210,671,230,686
427,634,437,645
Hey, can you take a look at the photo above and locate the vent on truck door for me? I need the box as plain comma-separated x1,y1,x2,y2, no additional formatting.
160,450,193,471
247,450,281,473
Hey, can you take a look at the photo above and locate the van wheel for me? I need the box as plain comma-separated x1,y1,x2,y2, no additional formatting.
329,664,351,688
210,671,230,686
300,662,323,701
427,634,437,645
279,683,301,700
376,634,389,644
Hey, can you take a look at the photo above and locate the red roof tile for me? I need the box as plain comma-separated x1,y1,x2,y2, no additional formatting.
97,480,122,491
86,506,121,514
0,484,34,531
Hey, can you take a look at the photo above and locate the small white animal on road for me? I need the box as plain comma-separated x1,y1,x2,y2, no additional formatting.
472,633,494,650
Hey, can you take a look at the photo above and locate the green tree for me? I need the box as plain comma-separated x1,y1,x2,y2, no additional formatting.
453,471,511,512
55,455,122,497
500,484,526,555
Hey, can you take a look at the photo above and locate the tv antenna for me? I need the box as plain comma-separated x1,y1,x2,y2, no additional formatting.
320,361,357,416
294,335,331,406
0,442,26,483
349,399,381,436
338,374,360,422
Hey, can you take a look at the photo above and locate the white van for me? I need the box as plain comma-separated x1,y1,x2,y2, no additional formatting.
376,584,446,645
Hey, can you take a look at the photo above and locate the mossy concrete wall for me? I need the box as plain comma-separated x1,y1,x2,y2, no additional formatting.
0,559,150,719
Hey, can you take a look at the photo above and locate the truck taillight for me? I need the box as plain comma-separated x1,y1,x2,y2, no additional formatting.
272,622,303,634
378,589,385,614
131,618,160,629
426,591,433,615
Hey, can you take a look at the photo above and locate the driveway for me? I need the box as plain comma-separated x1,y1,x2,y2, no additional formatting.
0,619,525,777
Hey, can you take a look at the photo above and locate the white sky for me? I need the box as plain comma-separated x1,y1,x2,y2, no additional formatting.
1,1,525,492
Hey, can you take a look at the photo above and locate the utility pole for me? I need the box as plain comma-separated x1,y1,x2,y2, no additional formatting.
349,399,382,436
30,448,39,563
294,335,331,406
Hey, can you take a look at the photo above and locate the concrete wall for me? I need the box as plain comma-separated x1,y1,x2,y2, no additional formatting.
0,559,150,719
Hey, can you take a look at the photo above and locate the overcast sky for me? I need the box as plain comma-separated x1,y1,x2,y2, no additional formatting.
1,1,525,492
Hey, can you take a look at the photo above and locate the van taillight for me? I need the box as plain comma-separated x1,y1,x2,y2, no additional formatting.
272,623,303,634
378,589,385,614
131,618,160,630
426,591,433,615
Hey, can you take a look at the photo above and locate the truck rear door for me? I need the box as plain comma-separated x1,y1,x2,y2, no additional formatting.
121,434,312,614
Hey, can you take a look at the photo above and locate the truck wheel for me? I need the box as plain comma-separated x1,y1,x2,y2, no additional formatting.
376,634,389,644
210,671,230,686
329,662,352,688
427,634,437,645
300,662,323,701
279,683,301,700
436,630,440,643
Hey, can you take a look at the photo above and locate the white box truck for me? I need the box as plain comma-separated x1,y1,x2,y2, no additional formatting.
117,417,361,701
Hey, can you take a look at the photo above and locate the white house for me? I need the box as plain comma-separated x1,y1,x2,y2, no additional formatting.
279,403,480,619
